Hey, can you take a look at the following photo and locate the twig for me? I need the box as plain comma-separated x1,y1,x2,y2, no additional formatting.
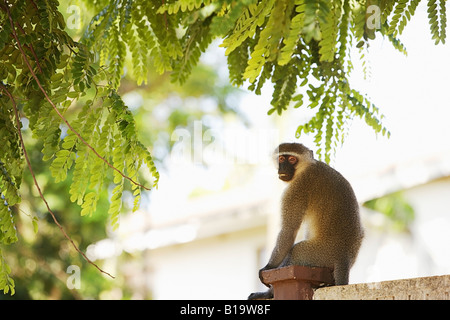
29,0,38,11
0,82,115,279
4,2,150,191
15,22,43,74
161,0,168,30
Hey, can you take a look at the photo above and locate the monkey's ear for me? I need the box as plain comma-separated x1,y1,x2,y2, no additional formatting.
310,150,314,159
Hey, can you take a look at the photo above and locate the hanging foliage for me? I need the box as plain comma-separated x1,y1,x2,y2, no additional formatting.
0,0,160,292
154,0,445,160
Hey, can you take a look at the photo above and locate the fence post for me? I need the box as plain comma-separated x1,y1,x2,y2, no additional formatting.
261,265,335,300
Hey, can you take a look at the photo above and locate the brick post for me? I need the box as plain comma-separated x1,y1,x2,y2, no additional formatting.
261,265,335,300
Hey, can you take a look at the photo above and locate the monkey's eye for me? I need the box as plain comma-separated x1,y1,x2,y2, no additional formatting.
288,156,297,164
278,155,286,163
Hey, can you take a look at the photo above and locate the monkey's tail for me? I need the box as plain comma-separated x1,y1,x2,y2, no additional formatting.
333,260,350,286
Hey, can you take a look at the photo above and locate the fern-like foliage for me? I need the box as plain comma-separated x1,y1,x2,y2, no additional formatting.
0,0,159,294
139,0,395,161
74,0,448,163
81,0,446,161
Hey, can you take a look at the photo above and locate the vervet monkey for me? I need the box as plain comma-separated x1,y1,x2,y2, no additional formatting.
248,143,364,300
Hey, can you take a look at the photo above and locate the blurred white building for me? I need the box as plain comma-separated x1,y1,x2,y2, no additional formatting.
88,148,450,299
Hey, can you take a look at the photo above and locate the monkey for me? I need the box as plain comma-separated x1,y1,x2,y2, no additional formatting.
248,143,364,300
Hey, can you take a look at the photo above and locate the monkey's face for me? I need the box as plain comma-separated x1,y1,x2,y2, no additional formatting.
277,155,298,182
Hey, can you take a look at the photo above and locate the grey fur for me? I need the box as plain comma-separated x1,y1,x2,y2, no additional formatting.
248,143,364,300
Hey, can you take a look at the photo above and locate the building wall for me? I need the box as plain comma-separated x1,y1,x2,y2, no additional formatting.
136,176,450,299
351,176,450,283
407,176,450,276
147,226,266,300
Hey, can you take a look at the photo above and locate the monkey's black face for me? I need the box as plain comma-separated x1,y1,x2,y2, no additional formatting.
277,155,298,181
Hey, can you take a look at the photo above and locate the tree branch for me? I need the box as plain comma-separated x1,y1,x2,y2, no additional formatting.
0,83,114,279
4,3,150,191
0,82,115,279
14,22,43,74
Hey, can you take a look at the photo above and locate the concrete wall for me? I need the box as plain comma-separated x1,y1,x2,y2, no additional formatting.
314,274,450,300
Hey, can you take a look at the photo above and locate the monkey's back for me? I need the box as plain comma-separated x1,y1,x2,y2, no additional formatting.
290,160,364,248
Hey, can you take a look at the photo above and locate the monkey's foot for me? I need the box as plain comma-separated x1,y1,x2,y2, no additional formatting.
247,288,273,300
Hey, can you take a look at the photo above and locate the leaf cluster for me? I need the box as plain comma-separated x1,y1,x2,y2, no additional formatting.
80,0,444,161
0,0,159,294
384,0,446,45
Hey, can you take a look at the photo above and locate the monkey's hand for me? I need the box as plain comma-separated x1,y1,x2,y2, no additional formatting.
258,265,272,287
248,286,274,300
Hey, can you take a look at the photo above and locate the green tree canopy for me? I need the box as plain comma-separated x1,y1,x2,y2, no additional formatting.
0,0,447,295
